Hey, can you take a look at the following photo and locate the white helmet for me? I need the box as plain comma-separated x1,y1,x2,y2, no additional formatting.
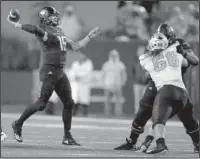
148,32,169,52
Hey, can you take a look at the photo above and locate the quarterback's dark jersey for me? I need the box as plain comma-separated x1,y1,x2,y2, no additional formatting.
36,24,67,66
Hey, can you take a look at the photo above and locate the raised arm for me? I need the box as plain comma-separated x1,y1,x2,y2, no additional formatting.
183,49,199,66
182,56,189,68
66,27,100,51
7,17,48,41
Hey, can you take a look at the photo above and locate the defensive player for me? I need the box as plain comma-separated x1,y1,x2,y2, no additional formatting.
114,23,199,153
139,32,190,153
7,6,100,145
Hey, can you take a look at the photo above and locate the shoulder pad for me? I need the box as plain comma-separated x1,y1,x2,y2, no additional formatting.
139,53,149,60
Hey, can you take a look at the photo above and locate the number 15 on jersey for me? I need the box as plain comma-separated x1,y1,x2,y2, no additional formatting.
57,36,67,51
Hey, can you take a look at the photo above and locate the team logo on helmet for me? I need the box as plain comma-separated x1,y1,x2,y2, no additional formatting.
38,6,60,26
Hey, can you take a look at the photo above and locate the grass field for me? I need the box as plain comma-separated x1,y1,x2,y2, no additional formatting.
1,113,199,159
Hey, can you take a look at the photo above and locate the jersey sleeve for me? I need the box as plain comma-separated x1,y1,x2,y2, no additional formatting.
65,37,75,50
21,24,46,38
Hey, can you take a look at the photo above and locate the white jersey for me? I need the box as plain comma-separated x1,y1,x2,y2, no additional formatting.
139,42,186,90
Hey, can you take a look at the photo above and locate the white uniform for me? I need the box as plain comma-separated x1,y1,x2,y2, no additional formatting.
70,59,93,105
139,42,186,91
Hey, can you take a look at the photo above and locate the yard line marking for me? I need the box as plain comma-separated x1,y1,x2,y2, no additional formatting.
2,113,184,127
22,123,129,130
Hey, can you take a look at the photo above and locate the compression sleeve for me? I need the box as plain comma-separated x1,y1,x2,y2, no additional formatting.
21,24,45,38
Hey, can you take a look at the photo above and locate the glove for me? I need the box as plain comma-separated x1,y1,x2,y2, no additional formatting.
176,44,184,55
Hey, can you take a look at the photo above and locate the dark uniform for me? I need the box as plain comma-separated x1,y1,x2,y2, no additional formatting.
37,24,72,106
14,24,74,138
11,6,80,145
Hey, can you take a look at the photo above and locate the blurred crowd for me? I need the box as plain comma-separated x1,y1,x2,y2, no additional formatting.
104,1,199,42
1,1,199,71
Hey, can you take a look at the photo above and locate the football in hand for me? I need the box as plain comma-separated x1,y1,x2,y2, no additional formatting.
8,9,20,22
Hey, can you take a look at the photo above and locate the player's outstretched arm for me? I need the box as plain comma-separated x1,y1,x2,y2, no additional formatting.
183,49,199,66
7,16,48,41
66,27,100,51
177,38,199,66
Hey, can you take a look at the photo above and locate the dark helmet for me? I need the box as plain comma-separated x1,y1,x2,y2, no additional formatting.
157,23,176,44
38,6,60,26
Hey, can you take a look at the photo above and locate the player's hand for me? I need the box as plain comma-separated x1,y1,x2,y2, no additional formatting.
7,15,21,28
88,26,100,39
176,44,184,55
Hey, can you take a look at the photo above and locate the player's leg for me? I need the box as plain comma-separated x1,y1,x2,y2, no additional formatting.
73,103,80,116
55,73,80,146
114,81,157,150
141,93,199,153
12,68,56,142
177,97,199,153
146,86,172,154
45,91,58,115
147,85,187,154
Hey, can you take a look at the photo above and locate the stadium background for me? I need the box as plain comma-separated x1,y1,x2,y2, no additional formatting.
1,1,199,118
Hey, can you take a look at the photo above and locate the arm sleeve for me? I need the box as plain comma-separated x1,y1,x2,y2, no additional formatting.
21,24,46,38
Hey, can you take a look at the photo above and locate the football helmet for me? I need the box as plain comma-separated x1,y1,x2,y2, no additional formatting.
157,23,176,44
148,32,169,53
38,6,60,26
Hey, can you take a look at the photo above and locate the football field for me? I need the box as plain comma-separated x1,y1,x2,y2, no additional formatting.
1,113,199,159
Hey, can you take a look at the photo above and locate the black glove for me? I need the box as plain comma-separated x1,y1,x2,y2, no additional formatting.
176,44,184,54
